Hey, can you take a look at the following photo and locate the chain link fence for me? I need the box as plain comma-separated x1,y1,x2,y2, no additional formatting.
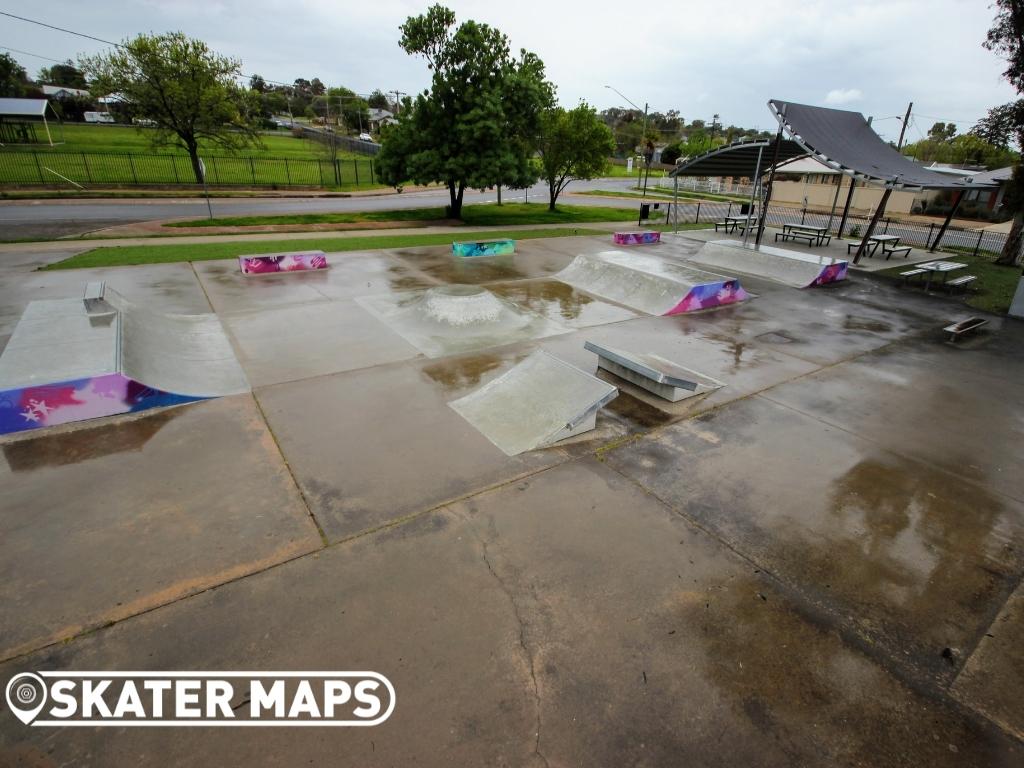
0,150,381,189
660,199,1007,256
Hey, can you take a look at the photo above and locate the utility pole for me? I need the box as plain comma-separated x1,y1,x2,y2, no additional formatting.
897,101,913,149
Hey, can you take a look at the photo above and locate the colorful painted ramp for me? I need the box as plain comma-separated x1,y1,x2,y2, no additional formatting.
555,250,750,316
0,290,248,435
449,350,618,456
689,240,847,288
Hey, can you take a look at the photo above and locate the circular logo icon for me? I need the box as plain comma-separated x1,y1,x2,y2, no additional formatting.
5,673,48,725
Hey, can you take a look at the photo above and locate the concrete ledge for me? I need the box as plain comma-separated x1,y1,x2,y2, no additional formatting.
584,341,724,402
239,250,328,275
613,231,661,246
452,239,516,257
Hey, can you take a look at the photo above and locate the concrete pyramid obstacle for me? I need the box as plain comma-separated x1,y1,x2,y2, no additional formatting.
555,250,749,316
449,349,618,455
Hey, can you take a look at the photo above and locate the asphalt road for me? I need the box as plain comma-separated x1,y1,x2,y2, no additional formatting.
0,178,645,240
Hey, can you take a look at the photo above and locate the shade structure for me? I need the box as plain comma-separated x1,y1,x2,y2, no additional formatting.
670,138,807,179
0,98,48,117
768,99,992,190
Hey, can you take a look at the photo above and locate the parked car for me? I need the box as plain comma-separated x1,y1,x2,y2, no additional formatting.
84,111,115,124
358,133,375,143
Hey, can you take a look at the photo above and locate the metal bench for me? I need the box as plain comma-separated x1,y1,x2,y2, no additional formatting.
82,281,113,315
882,245,912,260
899,268,927,284
943,317,988,341
714,221,734,233
583,341,724,402
945,275,977,293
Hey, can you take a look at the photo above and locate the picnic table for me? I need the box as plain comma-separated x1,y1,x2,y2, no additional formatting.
776,223,831,247
717,215,756,234
848,234,911,259
916,260,966,290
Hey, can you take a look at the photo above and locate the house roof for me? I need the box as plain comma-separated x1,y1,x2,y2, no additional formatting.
41,85,90,98
969,166,1014,184
0,98,49,117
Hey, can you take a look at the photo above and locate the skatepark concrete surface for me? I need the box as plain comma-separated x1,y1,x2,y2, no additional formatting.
1,232,1024,766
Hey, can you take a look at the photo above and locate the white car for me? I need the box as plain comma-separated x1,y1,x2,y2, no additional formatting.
358,133,375,143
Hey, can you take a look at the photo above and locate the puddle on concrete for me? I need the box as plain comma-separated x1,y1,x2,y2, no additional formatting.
421,352,514,393
2,407,182,471
392,249,531,284
756,330,800,344
844,315,893,333
490,280,641,328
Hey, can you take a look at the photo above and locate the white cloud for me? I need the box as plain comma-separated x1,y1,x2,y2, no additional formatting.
824,89,864,105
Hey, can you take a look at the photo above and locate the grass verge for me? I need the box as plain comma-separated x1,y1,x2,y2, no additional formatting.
164,203,642,229
877,249,1021,314
43,227,609,270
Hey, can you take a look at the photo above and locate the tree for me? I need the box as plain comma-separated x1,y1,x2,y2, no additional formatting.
0,53,29,97
927,121,957,142
81,32,262,184
38,61,88,89
367,89,390,110
970,100,1024,147
377,4,553,217
537,103,615,210
250,74,266,93
982,0,1024,265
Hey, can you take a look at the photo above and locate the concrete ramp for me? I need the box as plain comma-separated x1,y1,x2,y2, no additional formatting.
0,288,248,435
555,250,750,315
449,350,618,456
689,240,847,288
108,292,249,398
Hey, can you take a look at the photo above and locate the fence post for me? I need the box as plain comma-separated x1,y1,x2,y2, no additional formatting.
883,218,890,234
81,152,92,183
370,160,375,184
34,151,45,182
171,155,180,184
354,159,359,186
695,201,701,224
318,160,324,186
727,201,732,218
926,222,935,250
285,158,291,185
211,156,219,184
249,157,257,185
973,229,984,257
127,154,138,184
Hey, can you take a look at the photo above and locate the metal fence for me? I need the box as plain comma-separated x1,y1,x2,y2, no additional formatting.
0,150,381,189
659,199,1007,256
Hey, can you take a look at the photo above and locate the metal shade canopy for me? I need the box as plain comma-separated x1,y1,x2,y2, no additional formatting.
768,99,989,190
670,138,807,178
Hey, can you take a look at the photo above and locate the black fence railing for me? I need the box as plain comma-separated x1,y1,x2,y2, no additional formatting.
662,200,1007,257
0,150,381,189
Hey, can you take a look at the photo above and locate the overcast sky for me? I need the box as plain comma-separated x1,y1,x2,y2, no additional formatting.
1,0,1016,142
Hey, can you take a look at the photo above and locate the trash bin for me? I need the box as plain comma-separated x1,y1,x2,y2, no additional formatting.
740,203,751,215
640,203,651,220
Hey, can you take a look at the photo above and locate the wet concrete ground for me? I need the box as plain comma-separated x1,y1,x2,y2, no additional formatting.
0,234,1022,766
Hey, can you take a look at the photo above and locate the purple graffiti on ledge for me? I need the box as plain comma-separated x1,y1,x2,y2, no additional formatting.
0,374,204,436
239,251,328,275
613,231,661,246
810,261,848,286
665,279,751,315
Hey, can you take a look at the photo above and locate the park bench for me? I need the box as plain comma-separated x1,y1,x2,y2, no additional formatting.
714,221,734,233
945,275,977,293
882,244,912,260
899,268,927,284
943,317,988,341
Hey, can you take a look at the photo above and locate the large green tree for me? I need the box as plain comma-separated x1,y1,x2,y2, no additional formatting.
377,5,553,218
80,32,261,184
38,61,88,89
537,103,614,210
0,52,29,97
982,0,1024,265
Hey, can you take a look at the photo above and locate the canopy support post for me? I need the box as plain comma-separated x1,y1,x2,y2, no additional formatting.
825,174,843,234
743,145,764,247
929,190,964,252
853,176,898,264
836,176,857,239
755,115,786,248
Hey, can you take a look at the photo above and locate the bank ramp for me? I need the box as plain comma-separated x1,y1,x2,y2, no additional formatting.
0,286,248,435
555,250,749,315
449,350,618,456
688,240,847,288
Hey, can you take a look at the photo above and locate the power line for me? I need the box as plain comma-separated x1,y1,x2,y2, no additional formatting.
0,44,67,63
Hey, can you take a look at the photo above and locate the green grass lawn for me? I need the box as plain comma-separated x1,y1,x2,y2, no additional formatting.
3,124,355,160
164,203,643,229
576,188,750,204
44,227,608,270
603,164,668,179
878,249,1021,314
